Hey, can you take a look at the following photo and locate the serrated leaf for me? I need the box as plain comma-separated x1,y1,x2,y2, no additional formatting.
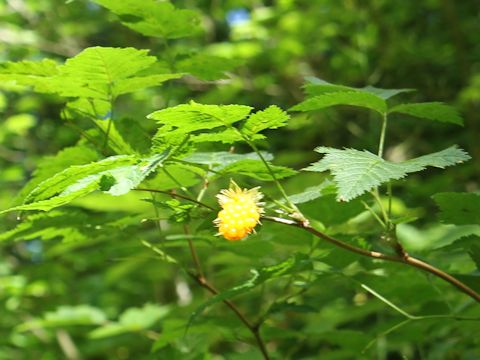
149,102,252,149
1,152,170,213
92,0,202,39
290,91,387,115
188,253,312,326
177,54,240,80
16,145,99,204
60,47,180,99
360,86,414,100
241,105,289,139
304,77,412,100
433,192,480,225
149,101,252,132
1,47,180,100
218,159,297,181
0,59,60,93
0,210,89,243
306,146,470,201
190,128,243,144
390,102,463,126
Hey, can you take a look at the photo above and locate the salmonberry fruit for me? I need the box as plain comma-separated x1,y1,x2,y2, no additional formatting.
214,181,264,241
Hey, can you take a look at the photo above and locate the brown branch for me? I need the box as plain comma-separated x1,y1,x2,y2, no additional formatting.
188,272,270,360
263,216,480,303
138,188,479,304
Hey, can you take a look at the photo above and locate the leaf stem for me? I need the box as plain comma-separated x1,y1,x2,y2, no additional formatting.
361,200,387,228
378,112,388,157
134,188,216,211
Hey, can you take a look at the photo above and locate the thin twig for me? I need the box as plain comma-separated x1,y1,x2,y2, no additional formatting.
137,189,480,303
134,188,216,211
188,272,270,360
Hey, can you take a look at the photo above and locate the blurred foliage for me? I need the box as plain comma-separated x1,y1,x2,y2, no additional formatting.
0,0,479,359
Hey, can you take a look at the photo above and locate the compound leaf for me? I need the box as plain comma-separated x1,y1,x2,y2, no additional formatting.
1,152,170,214
306,146,470,201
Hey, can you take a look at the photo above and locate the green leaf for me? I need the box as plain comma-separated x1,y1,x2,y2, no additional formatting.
290,91,387,115
390,102,463,126
59,47,180,99
0,59,59,93
287,181,334,204
304,77,412,100
241,105,289,139
177,53,240,80
306,146,470,201
433,192,480,225
218,159,297,181
112,74,183,97
149,101,252,133
16,145,99,204
17,305,107,332
360,86,414,100
190,128,243,144
1,152,170,213
0,48,180,101
89,304,169,339
188,253,312,326
92,0,202,39
149,102,252,149
0,210,89,243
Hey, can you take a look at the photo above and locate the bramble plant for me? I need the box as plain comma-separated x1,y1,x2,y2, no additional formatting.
1,1,479,359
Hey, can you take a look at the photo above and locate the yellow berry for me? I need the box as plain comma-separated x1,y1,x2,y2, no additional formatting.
214,180,264,241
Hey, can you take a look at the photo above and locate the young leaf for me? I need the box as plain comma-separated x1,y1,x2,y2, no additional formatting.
290,91,387,115
306,146,470,201
389,102,463,126
241,105,289,139
92,0,202,39
432,192,480,225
